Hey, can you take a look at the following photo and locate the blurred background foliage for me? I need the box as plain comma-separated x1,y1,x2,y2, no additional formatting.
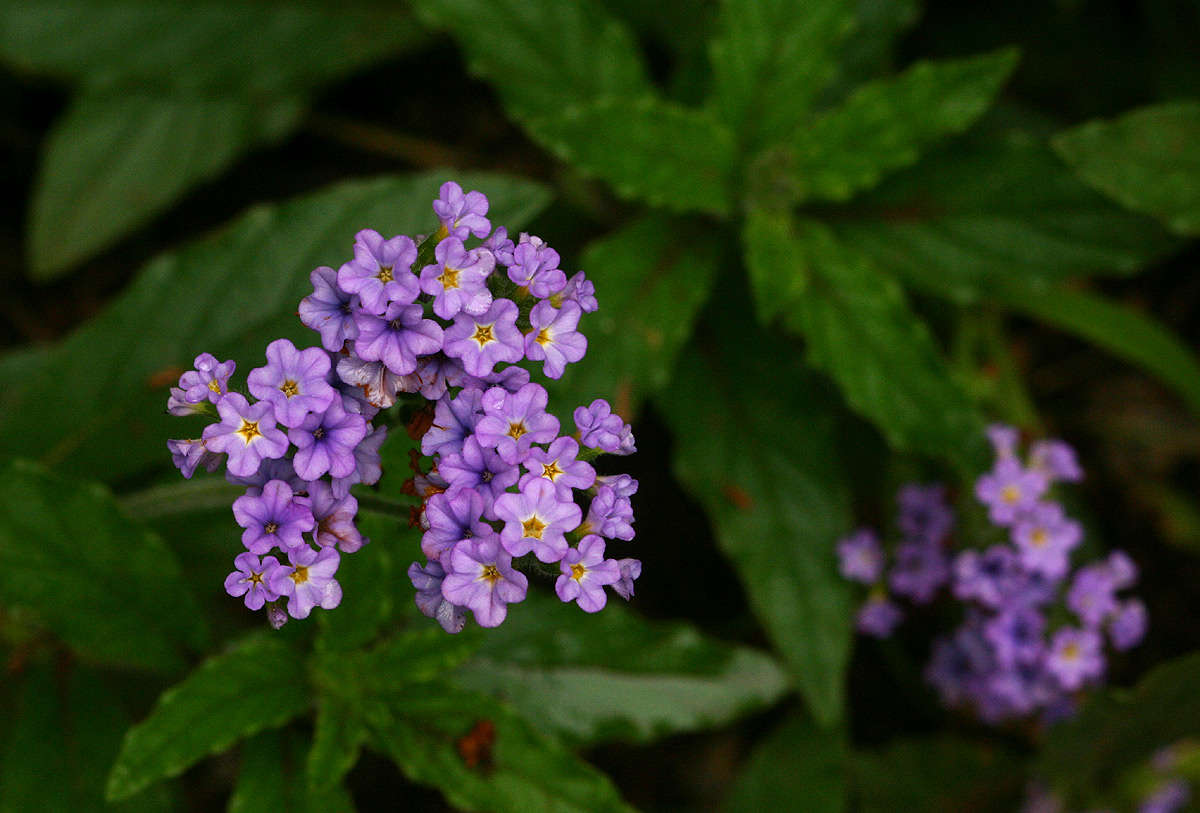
0,0,1198,810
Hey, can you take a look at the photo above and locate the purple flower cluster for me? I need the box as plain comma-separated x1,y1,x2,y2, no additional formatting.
167,182,639,630
837,425,1147,724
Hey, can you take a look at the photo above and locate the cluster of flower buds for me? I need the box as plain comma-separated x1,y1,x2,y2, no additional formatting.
166,182,640,631
838,426,1146,724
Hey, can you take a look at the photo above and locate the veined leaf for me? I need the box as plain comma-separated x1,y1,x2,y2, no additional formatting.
230,729,355,813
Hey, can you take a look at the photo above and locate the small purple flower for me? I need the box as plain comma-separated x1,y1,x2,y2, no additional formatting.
984,607,1046,667
336,229,419,314
179,352,236,404
986,424,1021,460
1029,439,1083,483
266,605,288,630
441,535,528,628
419,237,494,319
422,388,483,458
269,545,342,620
519,436,596,499
484,225,515,265
1066,564,1120,627
506,234,566,297
582,485,635,542
1012,501,1083,580
889,540,949,604
167,387,210,416
413,353,467,401
408,560,467,634
1107,549,1139,589
299,266,360,352
551,270,598,313
1046,627,1104,690
612,558,641,600
330,423,386,499
201,393,289,478
1108,598,1148,650
495,478,582,562
224,553,282,610
556,535,621,612
475,363,531,393
353,302,444,377
437,435,520,520
857,595,903,638
474,383,560,465
442,299,524,378
226,456,302,496
288,398,368,481
596,473,638,499
896,483,954,544
1141,779,1190,813
167,438,223,479
421,488,492,562
975,459,1047,526
952,545,1021,610
524,301,587,379
308,480,366,553
247,339,337,429
836,529,884,584
433,182,490,241
232,479,315,554
336,352,410,410
573,399,628,453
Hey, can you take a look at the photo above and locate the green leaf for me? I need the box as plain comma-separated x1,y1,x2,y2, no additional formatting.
745,215,986,468
410,0,651,119
787,48,1019,202
708,0,855,154
832,130,1181,303
548,214,722,418
106,634,309,802
988,278,1200,417
0,458,207,672
365,689,634,813
452,593,790,745
1052,101,1200,235
1039,651,1200,806
0,172,551,482
230,729,354,813
657,294,854,724
306,695,367,795
853,736,1022,812
530,97,735,215
315,513,397,653
28,91,303,280
722,712,846,813
311,626,481,702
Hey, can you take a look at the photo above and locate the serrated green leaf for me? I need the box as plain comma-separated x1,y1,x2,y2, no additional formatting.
312,626,481,702
365,689,634,813
230,728,354,813
709,0,855,153
452,593,789,745
0,172,551,482
787,48,1018,202
530,97,735,215
410,0,650,120
722,712,846,813
853,736,1022,812
548,214,722,419
28,91,303,280
832,131,1180,303
743,207,807,321
745,215,986,468
1039,652,1200,806
1052,101,1200,235
106,635,309,802
657,296,853,724
0,458,207,672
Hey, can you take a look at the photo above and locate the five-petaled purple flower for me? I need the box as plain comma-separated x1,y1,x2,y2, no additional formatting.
441,536,527,628
556,535,620,612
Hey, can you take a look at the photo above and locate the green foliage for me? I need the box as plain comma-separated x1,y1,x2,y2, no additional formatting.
0,172,550,482
106,635,310,802
531,97,736,214
1039,651,1200,806
453,593,790,745
0,0,429,278
0,458,207,672
852,736,1023,812
786,49,1019,202
744,214,986,468
659,296,853,724
230,729,354,813
314,515,397,654
1053,101,1200,236
549,214,722,417
721,712,847,813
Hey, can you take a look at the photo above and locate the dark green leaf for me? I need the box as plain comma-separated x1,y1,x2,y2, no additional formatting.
315,513,397,653
306,696,367,795
722,712,846,813
106,635,309,802
745,215,986,467
708,0,855,154
1040,652,1200,806
1053,101,1200,235
365,689,634,813
230,729,354,813
0,172,551,482
548,214,723,418
530,97,735,215
410,0,650,119
0,458,207,672
312,626,480,702
853,736,1022,812
28,91,303,279
825,0,921,95
787,49,1018,202
657,296,854,724
453,593,789,745
833,131,1180,303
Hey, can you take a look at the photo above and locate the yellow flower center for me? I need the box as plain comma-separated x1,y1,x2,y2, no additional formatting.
507,422,527,440
247,571,264,586
472,323,495,347
236,419,261,444
264,522,279,535
522,516,547,539
480,564,501,584
1031,528,1048,547
570,563,587,581
377,265,394,283
438,266,461,290
279,379,299,398
1061,642,1080,660
207,379,221,393
290,566,310,585
541,461,564,481
1001,484,1021,504
535,327,552,346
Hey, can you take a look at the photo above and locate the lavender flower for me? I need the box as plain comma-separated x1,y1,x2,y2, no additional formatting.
224,553,282,610
353,301,444,377
232,479,315,554
556,535,620,612
524,301,587,379
247,339,337,429
419,236,494,319
441,536,528,628
201,393,289,477
299,266,359,352
269,545,342,620
837,529,884,584
442,298,524,377
408,560,467,634
336,229,419,314
433,181,490,241
495,478,582,562
179,352,236,404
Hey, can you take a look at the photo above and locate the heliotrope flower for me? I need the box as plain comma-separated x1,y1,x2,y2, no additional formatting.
299,266,360,352
232,479,315,555
308,480,366,553
506,234,566,297
422,388,483,458
495,478,582,562
408,560,467,634
440,535,528,628
353,301,443,377
1046,626,1104,690
287,398,368,481
474,383,560,465
433,181,491,241
419,236,494,319
857,594,903,638
1066,563,1120,628
178,352,236,404
518,436,595,499
421,487,492,562
552,270,598,313
247,338,337,429
581,485,635,541
167,438,223,479
437,435,519,519
201,393,289,477
1109,598,1148,650
269,545,342,620
896,483,954,544
524,300,587,379
224,553,282,610
1012,500,1082,579
574,399,630,453
556,535,620,612
612,558,642,600
889,540,949,604
442,298,524,377
975,458,1047,526
837,529,884,584
331,423,386,499
336,229,419,314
